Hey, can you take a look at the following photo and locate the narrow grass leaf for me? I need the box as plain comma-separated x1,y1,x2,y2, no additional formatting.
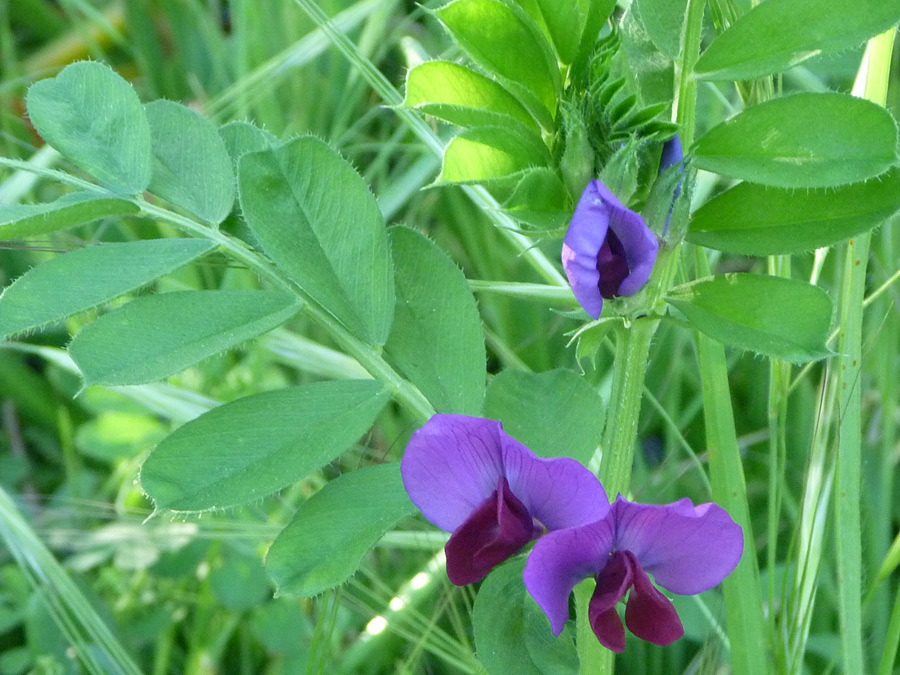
403,61,539,132
695,0,900,81
692,93,898,188
434,0,559,128
25,62,152,194
484,369,603,465
140,380,389,511
688,169,900,255
266,463,417,597
437,127,549,184
69,289,301,385
384,226,485,415
145,100,235,224
0,239,214,340
474,560,578,675
238,137,395,345
667,274,834,363
0,192,139,240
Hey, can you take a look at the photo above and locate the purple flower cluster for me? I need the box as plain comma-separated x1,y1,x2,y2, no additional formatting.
401,414,743,652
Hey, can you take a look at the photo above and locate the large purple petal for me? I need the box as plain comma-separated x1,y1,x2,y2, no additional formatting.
401,415,506,532
623,551,684,647
444,478,540,585
607,193,659,298
611,496,744,595
561,180,611,319
524,517,615,636
500,431,609,531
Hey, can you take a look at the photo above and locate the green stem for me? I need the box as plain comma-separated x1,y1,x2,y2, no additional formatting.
599,317,658,498
467,280,576,305
835,29,895,675
693,249,769,675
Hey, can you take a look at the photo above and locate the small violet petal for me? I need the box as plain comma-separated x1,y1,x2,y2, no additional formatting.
561,180,659,319
445,477,540,585
610,496,744,595
658,135,683,175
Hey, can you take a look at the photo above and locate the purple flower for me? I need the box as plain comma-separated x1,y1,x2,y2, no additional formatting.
524,495,743,653
400,414,608,585
659,135,683,175
562,181,659,319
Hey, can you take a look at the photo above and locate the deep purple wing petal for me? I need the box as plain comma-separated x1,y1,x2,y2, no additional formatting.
524,518,615,636
611,496,744,595
603,186,658,298
500,431,609,530
400,414,505,532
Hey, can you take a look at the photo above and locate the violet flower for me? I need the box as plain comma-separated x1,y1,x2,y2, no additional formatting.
658,135,685,237
524,495,743,653
400,414,608,585
562,180,659,319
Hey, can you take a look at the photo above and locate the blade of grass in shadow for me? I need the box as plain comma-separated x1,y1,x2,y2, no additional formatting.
0,485,144,675
291,0,566,287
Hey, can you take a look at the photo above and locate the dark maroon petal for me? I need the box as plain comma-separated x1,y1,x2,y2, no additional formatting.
561,180,659,319
596,230,630,299
588,551,634,653
524,516,615,635
401,415,507,532
611,496,744,595
445,478,539,585
622,551,684,647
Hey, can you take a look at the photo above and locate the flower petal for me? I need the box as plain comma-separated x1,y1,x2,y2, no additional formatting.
401,415,506,532
561,180,658,319
623,551,684,647
524,517,614,636
611,496,744,595
658,135,683,175
588,551,634,653
500,431,609,531
444,478,539,585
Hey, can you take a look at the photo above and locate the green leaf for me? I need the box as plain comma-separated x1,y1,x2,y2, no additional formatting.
69,289,301,385
219,121,276,171
75,412,166,463
474,560,578,675
238,137,395,345
403,61,539,132
484,369,602,465
534,0,591,64
0,192,139,241
503,168,570,232
0,239,215,340
620,3,675,107
634,0,688,59
266,464,416,597
145,100,235,225
692,93,898,188
385,226,485,415
435,0,559,128
25,62,152,194
695,0,900,81
140,380,389,511
688,169,900,255
438,127,549,184
666,274,834,363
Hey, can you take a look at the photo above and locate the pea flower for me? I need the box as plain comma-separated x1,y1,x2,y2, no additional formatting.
524,495,743,653
562,180,659,319
400,414,608,585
